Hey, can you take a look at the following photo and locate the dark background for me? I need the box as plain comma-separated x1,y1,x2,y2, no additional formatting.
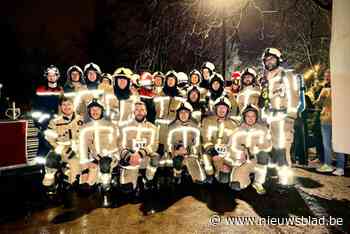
0,0,331,108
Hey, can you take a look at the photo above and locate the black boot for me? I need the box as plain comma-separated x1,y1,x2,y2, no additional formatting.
62,183,74,209
204,175,214,184
173,176,182,185
218,171,230,184
142,180,158,215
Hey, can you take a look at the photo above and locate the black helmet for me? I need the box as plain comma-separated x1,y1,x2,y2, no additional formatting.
176,102,193,121
66,65,85,83
87,98,104,119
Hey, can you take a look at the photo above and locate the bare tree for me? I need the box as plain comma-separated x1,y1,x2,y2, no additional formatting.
135,0,331,74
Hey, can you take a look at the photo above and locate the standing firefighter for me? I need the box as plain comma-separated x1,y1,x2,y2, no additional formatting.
188,69,207,101
201,97,238,183
236,67,261,113
187,86,207,123
152,71,165,96
84,62,102,90
138,72,157,123
165,102,206,184
63,65,87,93
200,61,215,92
98,73,118,120
207,73,225,111
42,97,83,206
112,67,139,126
227,105,272,194
34,65,63,116
64,65,102,118
33,65,63,155
154,70,185,155
79,99,119,207
261,48,300,185
177,72,189,97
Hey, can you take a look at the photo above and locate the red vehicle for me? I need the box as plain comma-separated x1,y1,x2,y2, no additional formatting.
0,118,41,175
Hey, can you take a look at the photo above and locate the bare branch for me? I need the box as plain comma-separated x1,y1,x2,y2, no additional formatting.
309,0,332,11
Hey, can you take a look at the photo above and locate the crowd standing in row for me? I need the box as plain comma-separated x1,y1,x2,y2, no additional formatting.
31,47,344,210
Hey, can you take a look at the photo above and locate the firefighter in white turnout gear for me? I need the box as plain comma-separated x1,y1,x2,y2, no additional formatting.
189,69,202,87
206,72,239,118
206,73,225,114
227,105,272,194
42,97,83,199
154,70,185,153
236,67,261,113
33,65,64,156
165,102,206,184
186,86,206,123
118,101,159,193
201,97,238,183
177,72,189,97
84,62,102,90
79,99,119,207
79,99,119,186
63,65,86,93
261,48,299,186
98,73,118,119
200,61,215,91
112,67,140,126
153,71,165,96
64,65,103,118
188,69,207,102
138,72,157,123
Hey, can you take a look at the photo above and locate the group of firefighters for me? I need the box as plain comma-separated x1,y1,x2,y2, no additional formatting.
32,47,300,209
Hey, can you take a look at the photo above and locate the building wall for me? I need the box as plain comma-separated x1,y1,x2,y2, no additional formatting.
331,0,350,154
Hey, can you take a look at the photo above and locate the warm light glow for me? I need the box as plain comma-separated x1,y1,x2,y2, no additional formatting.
154,96,186,119
79,121,118,163
121,126,156,151
230,129,271,156
278,166,294,185
65,89,103,112
303,64,321,80
237,87,261,111
207,0,247,10
206,123,233,141
167,126,201,154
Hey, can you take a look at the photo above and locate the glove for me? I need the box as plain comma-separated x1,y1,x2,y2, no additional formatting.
207,147,218,157
173,155,184,170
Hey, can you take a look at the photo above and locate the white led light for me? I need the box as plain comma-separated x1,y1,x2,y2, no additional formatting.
36,92,61,96
121,126,156,151
79,121,118,163
237,87,261,111
278,166,294,185
31,111,43,119
206,125,234,142
167,126,200,154
65,89,103,112
154,96,185,119
34,157,46,164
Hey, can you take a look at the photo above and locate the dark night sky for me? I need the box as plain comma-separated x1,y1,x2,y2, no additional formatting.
0,0,331,108
1,0,151,105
